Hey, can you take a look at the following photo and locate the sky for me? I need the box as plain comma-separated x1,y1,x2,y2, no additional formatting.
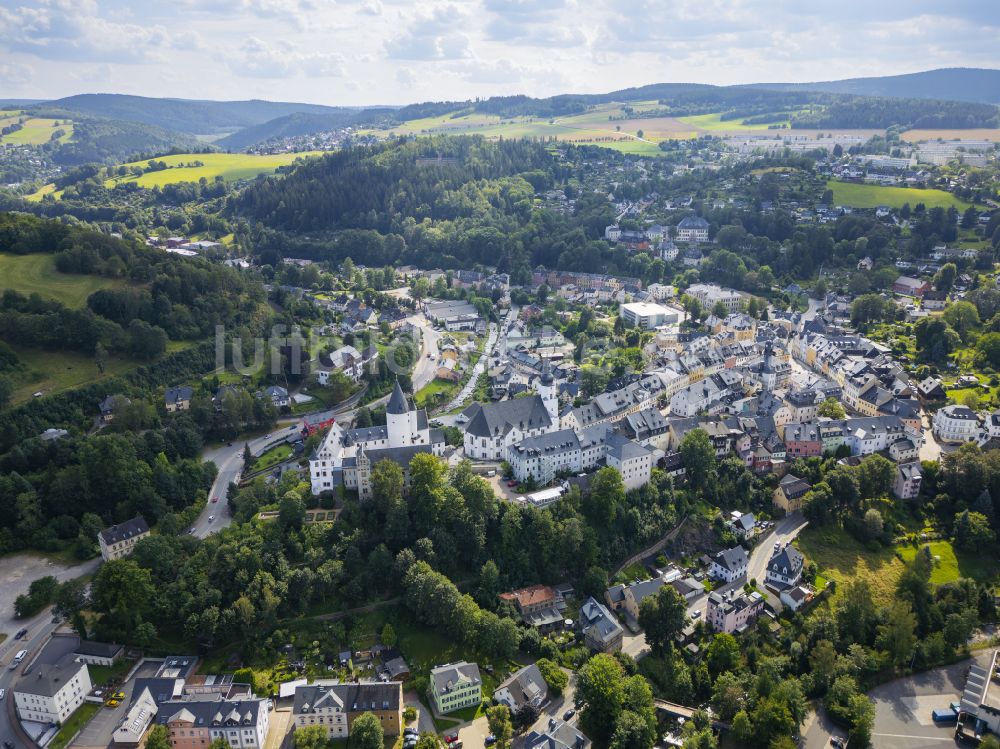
1,0,999,105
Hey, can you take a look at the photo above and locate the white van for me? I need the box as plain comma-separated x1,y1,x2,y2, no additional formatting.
9,649,27,669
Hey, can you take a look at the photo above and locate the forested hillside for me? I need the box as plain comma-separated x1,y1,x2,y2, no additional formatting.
228,136,619,281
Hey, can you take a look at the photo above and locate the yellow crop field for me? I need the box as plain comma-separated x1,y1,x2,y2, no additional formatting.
104,151,323,188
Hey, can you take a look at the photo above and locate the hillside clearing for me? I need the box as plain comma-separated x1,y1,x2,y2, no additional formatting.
104,151,322,188
0,117,74,145
795,525,904,605
826,180,973,210
0,252,128,308
897,540,1000,585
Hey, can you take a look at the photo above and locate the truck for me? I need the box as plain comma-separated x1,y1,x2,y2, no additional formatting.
932,706,958,724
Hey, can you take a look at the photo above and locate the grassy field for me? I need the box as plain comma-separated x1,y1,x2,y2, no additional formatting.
0,117,74,145
254,442,294,472
678,112,787,131
414,376,461,410
5,342,192,406
104,151,322,189
897,540,1000,586
826,180,973,210
795,525,905,605
0,252,128,307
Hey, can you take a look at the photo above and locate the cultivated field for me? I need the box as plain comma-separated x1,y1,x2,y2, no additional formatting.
104,151,323,188
0,117,74,145
0,252,127,308
365,101,883,154
901,128,1000,143
826,179,973,210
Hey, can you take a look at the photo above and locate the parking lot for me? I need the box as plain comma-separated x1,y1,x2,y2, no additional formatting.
73,659,161,749
866,653,992,749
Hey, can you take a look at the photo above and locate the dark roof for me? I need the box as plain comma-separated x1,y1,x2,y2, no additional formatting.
99,516,150,545
158,698,265,728
293,682,402,714
712,546,748,573
17,654,87,697
678,215,709,229
464,396,553,439
768,545,804,576
75,640,124,658
387,379,409,415
165,386,193,404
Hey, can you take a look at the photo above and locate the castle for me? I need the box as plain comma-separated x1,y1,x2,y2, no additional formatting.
309,380,445,498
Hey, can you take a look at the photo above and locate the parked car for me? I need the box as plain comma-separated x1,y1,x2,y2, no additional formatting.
563,709,576,721
212,496,219,503
403,728,418,737
0,688,5,700
829,738,845,749
444,735,459,744
507,479,518,487
691,609,701,619
485,736,496,746
14,628,27,640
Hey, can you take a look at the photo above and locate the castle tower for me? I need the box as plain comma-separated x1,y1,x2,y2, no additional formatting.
537,359,558,423
387,379,416,447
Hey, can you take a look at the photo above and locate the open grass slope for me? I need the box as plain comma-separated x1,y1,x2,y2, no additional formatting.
0,117,74,145
104,151,322,188
7,340,192,406
826,179,973,210
0,252,127,308
795,525,905,605
897,540,1000,586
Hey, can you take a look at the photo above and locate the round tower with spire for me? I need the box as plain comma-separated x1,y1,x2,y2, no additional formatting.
386,378,416,447
537,359,558,423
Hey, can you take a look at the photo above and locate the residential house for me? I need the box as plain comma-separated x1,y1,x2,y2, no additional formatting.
265,385,290,409
706,590,764,634
498,585,567,633
892,461,923,500
916,377,946,401
676,215,710,243
493,664,548,713
579,597,624,653
99,394,129,424
114,687,158,746
160,697,270,749
98,516,150,561
892,275,931,297
292,681,403,739
708,546,748,584
165,386,193,413
765,544,804,588
727,511,758,541
780,585,815,612
605,577,665,621
773,474,811,514
523,719,592,749
14,654,92,724
74,640,124,667
429,662,482,715
933,405,981,444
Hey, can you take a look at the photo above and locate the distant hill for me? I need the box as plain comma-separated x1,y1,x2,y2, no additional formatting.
40,94,355,134
751,68,1000,105
218,107,393,149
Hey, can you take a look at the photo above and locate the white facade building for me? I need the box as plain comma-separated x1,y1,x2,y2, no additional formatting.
15,655,92,724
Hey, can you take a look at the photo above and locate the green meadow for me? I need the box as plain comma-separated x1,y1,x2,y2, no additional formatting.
826,180,973,210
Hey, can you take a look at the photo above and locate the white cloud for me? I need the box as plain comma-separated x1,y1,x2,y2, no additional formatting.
0,0,177,63
229,36,346,78
384,4,471,60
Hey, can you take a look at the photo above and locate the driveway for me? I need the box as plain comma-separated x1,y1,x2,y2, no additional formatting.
404,690,436,736
264,704,293,749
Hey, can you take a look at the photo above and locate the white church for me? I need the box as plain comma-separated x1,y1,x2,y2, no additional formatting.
309,380,445,498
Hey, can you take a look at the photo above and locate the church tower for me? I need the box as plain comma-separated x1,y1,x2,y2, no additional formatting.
387,379,417,447
537,359,558,423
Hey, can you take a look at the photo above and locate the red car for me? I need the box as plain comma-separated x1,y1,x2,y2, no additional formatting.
444,735,459,744
212,497,219,503
506,479,518,487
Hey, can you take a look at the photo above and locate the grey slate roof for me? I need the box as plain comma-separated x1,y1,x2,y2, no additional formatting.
579,597,623,645
293,681,402,714
493,664,548,710
165,386,193,405
464,396,553,439
17,654,86,697
75,640,124,659
157,698,265,728
524,718,592,749
712,546,748,573
767,545,804,577
429,662,481,697
99,516,149,545
387,379,409,415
